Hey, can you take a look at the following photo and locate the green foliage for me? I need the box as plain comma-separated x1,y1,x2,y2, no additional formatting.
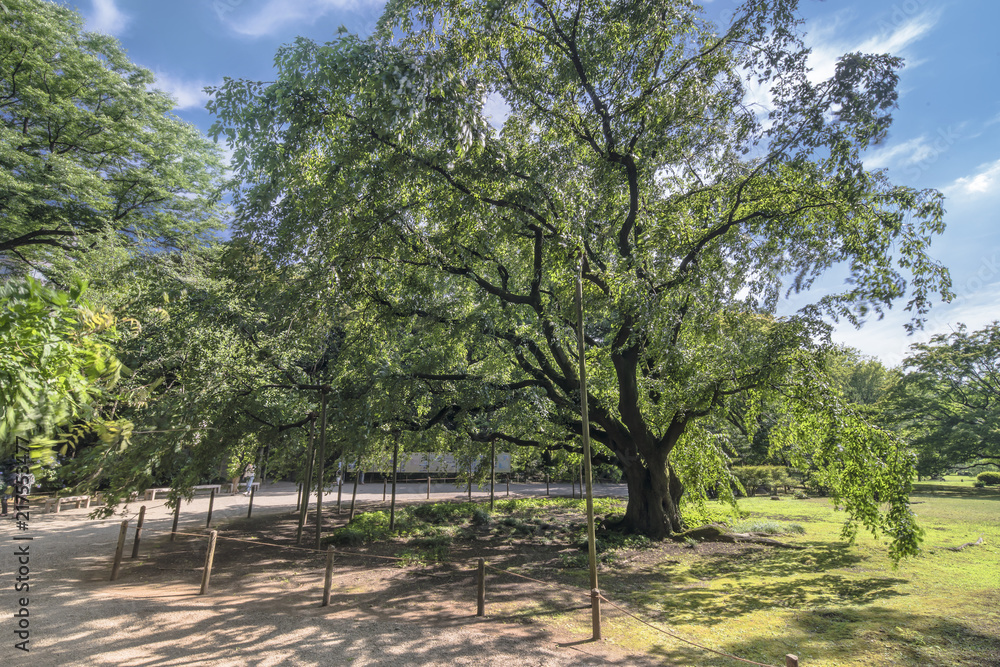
889,323,1000,476
0,278,126,465
0,0,224,274
208,0,948,556
732,466,794,496
975,471,1000,486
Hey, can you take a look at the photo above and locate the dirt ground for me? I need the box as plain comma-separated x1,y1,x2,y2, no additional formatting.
0,481,673,666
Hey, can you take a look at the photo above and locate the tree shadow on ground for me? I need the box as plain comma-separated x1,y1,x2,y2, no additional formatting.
911,483,1000,501
54,509,660,667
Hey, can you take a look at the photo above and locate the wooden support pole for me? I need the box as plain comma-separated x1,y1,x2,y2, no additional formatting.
315,391,328,552
296,416,316,545
427,475,431,500
785,655,799,667
467,459,473,501
490,438,496,512
170,501,180,542
199,530,218,595
389,432,399,532
247,485,256,518
545,470,550,496
131,505,146,559
110,519,129,581
476,558,486,616
206,488,216,528
350,457,360,521
337,463,343,515
577,252,601,642
322,546,335,607
506,474,509,496
296,481,303,513
382,474,387,502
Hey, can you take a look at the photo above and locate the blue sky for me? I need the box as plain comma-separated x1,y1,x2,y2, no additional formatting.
71,0,999,367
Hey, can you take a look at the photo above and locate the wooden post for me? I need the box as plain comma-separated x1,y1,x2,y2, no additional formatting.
427,475,431,500
545,470,550,496
785,655,799,667
322,546,335,607
247,485,256,518
296,481,303,513
315,390,328,551
592,588,603,640
199,530,218,595
577,252,601,642
296,415,316,544
131,505,146,559
110,519,129,581
490,438,496,512
506,474,509,496
170,501,180,542
389,432,399,532
337,462,343,515
350,457,360,521
382,474,387,502
476,558,486,616
467,459,473,501
206,488,216,528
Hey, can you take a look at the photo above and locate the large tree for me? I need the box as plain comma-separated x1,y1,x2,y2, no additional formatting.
0,0,224,275
208,0,950,556
890,323,1000,476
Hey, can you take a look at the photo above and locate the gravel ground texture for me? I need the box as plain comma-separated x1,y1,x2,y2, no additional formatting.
0,481,659,666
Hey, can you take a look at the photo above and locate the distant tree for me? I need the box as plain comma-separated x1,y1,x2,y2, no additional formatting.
0,0,224,276
890,323,1000,476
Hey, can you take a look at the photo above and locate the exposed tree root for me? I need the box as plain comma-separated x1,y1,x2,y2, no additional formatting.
672,523,807,550
942,536,984,552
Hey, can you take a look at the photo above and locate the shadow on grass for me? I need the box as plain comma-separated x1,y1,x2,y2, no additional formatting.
911,483,1000,501
651,605,1000,667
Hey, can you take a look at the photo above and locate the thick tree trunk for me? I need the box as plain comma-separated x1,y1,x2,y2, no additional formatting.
611,449,685,538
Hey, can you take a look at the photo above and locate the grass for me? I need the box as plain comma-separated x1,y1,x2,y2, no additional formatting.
318,485,999,665
591,482,1000,666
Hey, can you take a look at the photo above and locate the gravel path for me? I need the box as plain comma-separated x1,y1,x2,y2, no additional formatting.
1,482,653,666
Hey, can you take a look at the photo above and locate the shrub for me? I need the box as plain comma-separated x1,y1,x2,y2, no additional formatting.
976,471,1000,486
471,507,492,526
327,527,365,547
974,481,986,488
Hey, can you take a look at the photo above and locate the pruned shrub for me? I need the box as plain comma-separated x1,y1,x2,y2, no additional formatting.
976,471,1000,486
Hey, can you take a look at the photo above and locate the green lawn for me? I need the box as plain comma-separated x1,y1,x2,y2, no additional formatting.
589,482,1000,666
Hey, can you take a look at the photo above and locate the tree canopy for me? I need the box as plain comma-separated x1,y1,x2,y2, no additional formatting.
207,0,950,557
890,323,1000,476
0,0,224,276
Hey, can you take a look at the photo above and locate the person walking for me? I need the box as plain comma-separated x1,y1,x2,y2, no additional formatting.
243,463,256,496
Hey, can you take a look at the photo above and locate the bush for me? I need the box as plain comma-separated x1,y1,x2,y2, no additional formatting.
974,481,986,488
976,471,1000,486
732,466,794,496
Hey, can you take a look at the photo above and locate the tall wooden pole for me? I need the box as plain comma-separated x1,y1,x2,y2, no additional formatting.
315,391,328,551
490,438,496,512
577,252,601,640
389,431,399,532
350,455,361,521
297,415,316,544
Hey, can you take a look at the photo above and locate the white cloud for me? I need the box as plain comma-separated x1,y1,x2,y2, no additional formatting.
805,10,940,83
864,135,936,170
85,0,130,35
152,71,216,111
224,0,384,38
945,159,1000,198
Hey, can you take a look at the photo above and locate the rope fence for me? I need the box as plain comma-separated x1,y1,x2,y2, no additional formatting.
102,505,801,667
